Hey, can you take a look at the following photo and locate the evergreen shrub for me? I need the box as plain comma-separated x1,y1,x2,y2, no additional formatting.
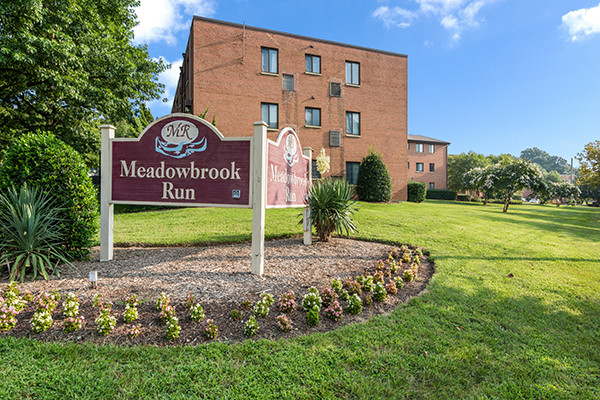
356,148,392,202
407,181,427,203
0,133,99,260
425,189,457,200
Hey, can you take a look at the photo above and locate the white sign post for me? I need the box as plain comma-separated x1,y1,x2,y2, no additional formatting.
251,121,267,276
100,124,115,262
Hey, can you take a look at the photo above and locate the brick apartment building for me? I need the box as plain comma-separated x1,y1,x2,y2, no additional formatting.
407,134,450,190
172,17,409,200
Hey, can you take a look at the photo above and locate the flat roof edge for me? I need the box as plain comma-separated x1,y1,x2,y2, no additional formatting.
192,16,408,58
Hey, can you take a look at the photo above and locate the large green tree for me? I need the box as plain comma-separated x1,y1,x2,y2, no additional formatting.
0,0,167,165
447,151,491,192
487,159,546,212
520,147,572,174
576,140,600,190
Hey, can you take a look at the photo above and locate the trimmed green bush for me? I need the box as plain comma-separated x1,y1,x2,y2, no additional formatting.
407,181,426,203
0,133,99,260
425,189,457,200
356,148,392,202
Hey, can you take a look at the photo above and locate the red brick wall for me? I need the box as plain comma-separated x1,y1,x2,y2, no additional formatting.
407,141,448,190
174,18,408,200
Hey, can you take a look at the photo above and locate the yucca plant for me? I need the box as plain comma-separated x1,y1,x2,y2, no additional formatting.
307,178,358,242
0,185,71,281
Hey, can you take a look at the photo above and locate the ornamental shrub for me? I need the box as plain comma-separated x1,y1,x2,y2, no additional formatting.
306,306,320,326
346,293,363,315
275,314,292,332
373,281,387,302
323,300,343,322
0,132,99,260
426,189,457,200
307,178,357,242
243,315,259,337
356,148,392,202
302,287,322,311
407,181,427,203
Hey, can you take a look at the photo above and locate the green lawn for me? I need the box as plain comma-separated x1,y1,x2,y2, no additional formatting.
2,201,599,399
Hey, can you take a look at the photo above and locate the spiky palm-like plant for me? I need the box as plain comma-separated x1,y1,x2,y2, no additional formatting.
0,185,71,281
307,178,358,242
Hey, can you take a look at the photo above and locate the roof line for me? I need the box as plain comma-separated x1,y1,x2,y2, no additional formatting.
192,16,408,58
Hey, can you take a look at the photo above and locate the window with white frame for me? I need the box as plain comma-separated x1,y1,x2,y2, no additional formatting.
429,182,435,189
416,162,424,172
261,47,278,74
345,111,360,135
261,103,278,129
429,163,435,173
345,61,360,85
429,144,435,153
305,107,321,127
415,143,424,153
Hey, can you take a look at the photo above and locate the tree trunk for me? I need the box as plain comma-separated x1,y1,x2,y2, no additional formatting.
503,197,510,212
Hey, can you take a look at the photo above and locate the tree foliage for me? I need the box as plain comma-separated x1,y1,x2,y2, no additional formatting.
356,147,392,202
447,152,491,192
0,0,167,164
521,147,572,174
576,140,600,190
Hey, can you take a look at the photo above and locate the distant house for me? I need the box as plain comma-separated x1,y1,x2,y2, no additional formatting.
407,135,450,190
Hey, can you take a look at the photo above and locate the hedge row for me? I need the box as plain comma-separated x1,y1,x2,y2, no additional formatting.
425,189,457,200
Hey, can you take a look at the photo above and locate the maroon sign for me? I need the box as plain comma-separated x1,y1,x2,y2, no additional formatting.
111,114,251,207
267,128,310,207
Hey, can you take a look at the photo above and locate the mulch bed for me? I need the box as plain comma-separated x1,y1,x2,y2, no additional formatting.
0,237,434,346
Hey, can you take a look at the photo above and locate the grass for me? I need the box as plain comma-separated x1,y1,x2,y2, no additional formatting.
2,201,599,399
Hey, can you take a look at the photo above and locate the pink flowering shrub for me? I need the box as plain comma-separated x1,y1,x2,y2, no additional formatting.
275,314,292,332
204,319,218,340
95,302,116,336
123,295,139,323
277,290,297,314
62,292,84,332
342,277,362,296
385,280,398,295
63,315,85,332
127,324,141,339
323,300,343,322
320,287,338,308
0,299,18,331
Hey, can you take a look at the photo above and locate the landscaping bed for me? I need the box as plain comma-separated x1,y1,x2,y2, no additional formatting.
1,237,433,346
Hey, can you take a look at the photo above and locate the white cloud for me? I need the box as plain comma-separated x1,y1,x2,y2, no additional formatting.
134,0,216,45
372,0,496,42
561,2,600,42
148,58,183,116
372,6,418,28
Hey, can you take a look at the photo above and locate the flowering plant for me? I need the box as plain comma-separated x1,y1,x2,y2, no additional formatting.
243,315,259,337
401,251,411,264
302,287,322,311
190,303,205,322
275,314,292,332
63,292,80,318
385,280,398,295
316,148,330,176
166,317,181,340
253,298,270,318
364,293,373,307
230,309,242,320
0,299,18,331
34,291,58,313
403,269,415,282
330,278,343,294
277,290,297,314
160,304,176,323
3,282,28,312
373,281,387,302
92,293,102,308
31,309,53,333
360,275,374,292
346,293,363,315
339,289,350,301
123,295,139,323
95,302,116,336
376,259,385,271
204,319,218,340
155,292,170,310
394,276,404,290
259,292,274,307
63,315,85,332
373,271,385,284
320,287,338,308
323,300,343,322
185,292,195,308
127,324,141,339
389,260,399,275
343,278,362,296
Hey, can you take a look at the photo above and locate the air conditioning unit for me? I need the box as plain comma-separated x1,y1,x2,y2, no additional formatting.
329,82,341,97
330,131,341,147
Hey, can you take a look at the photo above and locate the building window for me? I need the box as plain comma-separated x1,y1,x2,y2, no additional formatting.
429,182,435,189
312,160,321,179
429,163,435,173
429,144,435,153
345,61,360,85
407,162,410,170
305,107,321,127
416,162,424,172
346,162,360,185
415,143,424,153
261,103,278,129
305,54,321,74
407,142,410,150
346,111,360,135
261,47,278,74
282,74,294,91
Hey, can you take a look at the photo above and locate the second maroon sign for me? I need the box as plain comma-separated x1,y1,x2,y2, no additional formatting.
266,128,310,208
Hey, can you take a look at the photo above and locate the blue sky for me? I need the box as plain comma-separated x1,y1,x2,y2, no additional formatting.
134,0,600,164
